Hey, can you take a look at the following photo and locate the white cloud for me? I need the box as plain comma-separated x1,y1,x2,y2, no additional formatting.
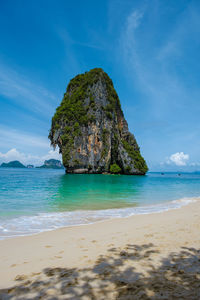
119,3,200,119
0,127,50,152
42,149,62,162
0,126,63,166
167,152,189,166
121,9,144,60
127,10,143,31
55,28,81,75
0,62,57,115
0,148,62,166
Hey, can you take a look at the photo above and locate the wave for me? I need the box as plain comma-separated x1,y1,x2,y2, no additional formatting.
0,197,198,240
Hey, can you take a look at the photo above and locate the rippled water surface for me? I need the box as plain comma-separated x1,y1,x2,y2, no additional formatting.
0,168,200,238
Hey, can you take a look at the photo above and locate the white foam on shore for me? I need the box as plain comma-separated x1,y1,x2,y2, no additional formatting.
0,197,198,240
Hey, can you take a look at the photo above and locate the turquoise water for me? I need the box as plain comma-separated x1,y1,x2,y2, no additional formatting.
0,168,200,238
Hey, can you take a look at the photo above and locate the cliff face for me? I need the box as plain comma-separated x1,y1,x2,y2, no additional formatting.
49,68,148,175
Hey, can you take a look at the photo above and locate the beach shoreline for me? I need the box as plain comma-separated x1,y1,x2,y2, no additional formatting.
0,198,200,298
0,195,196,241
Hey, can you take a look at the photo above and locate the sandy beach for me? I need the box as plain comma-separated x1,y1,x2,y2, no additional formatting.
0,199,200,299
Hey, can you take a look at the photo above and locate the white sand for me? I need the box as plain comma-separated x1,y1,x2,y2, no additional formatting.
0,199,200,299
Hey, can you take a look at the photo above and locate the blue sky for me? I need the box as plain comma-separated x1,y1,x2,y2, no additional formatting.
0,0,200,170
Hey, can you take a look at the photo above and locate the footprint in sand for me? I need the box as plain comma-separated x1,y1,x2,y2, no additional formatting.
15,274,28,281
31,272,41,277
145,234,154,238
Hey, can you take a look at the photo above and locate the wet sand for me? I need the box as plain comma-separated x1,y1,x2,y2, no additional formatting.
0,199,200,299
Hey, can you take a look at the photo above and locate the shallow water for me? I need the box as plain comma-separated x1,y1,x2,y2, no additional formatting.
0,168,200,238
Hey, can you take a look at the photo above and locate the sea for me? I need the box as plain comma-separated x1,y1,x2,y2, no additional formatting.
0,168,200,239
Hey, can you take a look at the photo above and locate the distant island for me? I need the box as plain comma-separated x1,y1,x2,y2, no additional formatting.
37,159,64,169
27,164,34,168
0,160,26,168
49,68,148,175
0,159,64,169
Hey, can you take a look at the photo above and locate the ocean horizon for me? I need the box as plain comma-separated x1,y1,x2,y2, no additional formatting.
0,168,199,239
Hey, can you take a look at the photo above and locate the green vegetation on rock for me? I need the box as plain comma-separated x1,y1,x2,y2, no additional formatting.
101,128,109,159
49,68,148,175
110,163,121,174
122,140,148,174
0,161,26,168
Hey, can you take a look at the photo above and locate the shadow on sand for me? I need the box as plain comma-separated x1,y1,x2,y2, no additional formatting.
1,243,200,299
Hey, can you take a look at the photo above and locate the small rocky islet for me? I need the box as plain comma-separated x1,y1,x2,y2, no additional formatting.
49,68,148,175
0,161,26,168
37,159,64,169
0,159,63,169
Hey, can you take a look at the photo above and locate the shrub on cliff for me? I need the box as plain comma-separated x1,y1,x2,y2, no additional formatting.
110,164,121,174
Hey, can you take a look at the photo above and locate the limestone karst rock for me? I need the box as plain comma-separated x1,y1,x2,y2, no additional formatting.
49,68,148,174
38,159,64,169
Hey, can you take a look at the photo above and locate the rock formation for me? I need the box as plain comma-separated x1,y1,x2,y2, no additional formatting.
49,68,148,174
0,160,26,168
38,159,64,169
